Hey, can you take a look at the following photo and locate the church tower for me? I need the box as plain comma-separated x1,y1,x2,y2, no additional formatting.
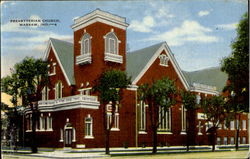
71,9,129,90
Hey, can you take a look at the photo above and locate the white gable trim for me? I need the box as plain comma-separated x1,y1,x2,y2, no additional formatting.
43,40,72,86
132,42,190,91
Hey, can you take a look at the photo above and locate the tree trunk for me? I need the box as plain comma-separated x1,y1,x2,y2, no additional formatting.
235,114,240,151
211,129,216,152
102,102,110,155
105,130,110,154
31,109,38,153
186,111,190,152
152,126,157,154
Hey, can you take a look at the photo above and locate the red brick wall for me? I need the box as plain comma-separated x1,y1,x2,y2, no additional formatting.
73,22,126,90
137,50,186,91
47,48,74,99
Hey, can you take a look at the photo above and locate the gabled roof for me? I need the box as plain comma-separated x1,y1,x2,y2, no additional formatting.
126,42,190,90
126,42,165,82
44,38,75,85
182,67,228,92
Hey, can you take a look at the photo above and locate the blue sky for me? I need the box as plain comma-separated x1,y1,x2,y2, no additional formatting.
1,0,248,77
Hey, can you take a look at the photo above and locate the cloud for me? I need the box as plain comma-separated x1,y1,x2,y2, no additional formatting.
145,20,219,46
129,16,155,32
1,16,72,77
198,10,210,17
155,7,175,19
215,22,238,31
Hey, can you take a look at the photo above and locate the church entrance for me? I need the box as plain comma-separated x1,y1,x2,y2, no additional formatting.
65,129,72,147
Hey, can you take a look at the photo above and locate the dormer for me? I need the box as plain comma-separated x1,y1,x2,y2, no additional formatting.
76,30,92,65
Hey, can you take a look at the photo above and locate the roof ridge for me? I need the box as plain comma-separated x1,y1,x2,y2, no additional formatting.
127,42,165,54
185,66,221,73
50,38,73,44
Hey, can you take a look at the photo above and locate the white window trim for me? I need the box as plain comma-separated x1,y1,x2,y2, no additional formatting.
158,107,171,132
42,86,50,100
159,54,169,67
139,100,146,131
106,104,120,131
48,63,56,76
242,120,247,130
197,121,203,135
79,33,92,55
103,31,121,55
230,137,234,144
230,120,235,130
83,38,90,54
59,128,64,142
223,137,228,145
181,105,187,132
138,131,147,134
55,82,63,99
39,116,46,131
109,38,116,54
85,114,94,138
72,128,76,142
46,116,53,131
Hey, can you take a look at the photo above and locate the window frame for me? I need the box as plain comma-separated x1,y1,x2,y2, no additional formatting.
47,115,53,131
84,115,94,138
106,103,120,131
159,54,169,67
80,33,91,55
55,81,63,99
158,107,171,132
242,120,246,130
42,86,49,100
139,101,146,131
181,105,186,132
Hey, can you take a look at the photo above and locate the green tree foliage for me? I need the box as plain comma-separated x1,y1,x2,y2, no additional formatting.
181,91,198,151
221,12,248,151
201,95,226,151
1,73,23,149
2,57,49,153
94,69,131,154
138,77,176,154
221,12,249,112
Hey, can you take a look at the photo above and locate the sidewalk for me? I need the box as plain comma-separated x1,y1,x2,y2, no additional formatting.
2,145,249,159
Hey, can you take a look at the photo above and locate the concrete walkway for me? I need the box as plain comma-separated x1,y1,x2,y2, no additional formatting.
2,145,249,159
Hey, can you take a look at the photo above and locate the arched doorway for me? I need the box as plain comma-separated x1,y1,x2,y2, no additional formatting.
64,123,73,147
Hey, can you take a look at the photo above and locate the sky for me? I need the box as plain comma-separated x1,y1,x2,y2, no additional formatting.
1,0,248,78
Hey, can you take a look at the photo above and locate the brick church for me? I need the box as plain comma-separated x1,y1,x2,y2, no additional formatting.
25,9,248,148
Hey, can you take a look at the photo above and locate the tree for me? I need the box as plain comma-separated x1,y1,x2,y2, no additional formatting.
221,12,248,150
7,57,49,153
181,91,198,151
93,69,131,154
1,73,22,149
138,77,176,154
201,95,226,152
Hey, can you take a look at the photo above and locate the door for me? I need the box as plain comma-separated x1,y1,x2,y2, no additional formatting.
65,129,72,147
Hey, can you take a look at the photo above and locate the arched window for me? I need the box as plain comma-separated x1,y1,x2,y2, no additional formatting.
104,31,120,55
42,86,49,100
85,114,93,138
81,33,91,55
55,81,63,99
